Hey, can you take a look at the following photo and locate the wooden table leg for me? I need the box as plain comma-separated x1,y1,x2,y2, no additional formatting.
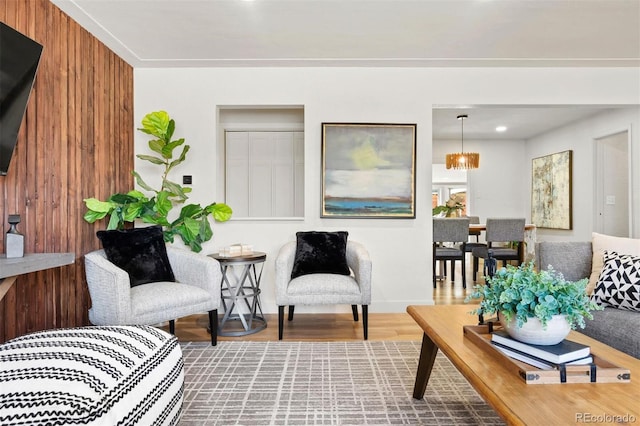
412,331,439,399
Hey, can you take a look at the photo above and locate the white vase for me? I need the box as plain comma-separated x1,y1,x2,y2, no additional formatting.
501,314,571,346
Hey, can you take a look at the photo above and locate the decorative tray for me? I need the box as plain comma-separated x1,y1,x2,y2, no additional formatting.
463,324,631,385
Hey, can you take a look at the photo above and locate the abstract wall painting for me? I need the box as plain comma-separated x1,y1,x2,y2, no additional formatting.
321,123,416,218
531,150,572,229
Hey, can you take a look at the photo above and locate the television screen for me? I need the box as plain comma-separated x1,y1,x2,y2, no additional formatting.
0,21,43,176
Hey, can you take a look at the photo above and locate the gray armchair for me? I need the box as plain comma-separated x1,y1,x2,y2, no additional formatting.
84,246,221,345
275,240,372,340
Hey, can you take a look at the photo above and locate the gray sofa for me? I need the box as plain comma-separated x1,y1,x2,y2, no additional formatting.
535,241,640,359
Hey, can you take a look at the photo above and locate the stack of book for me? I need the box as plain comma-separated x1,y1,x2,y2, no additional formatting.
491,329,592,370
218,243,253,257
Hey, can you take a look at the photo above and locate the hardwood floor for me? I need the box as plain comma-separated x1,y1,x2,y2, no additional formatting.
166,257,486,343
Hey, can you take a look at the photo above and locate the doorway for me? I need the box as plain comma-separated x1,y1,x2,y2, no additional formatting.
594,130,630,237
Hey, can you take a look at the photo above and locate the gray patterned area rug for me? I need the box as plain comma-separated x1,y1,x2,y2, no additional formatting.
178,340,504,426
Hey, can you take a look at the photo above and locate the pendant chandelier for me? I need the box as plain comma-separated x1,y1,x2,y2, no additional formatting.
446,114,480,170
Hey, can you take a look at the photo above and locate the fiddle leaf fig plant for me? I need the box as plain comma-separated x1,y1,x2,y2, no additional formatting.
83,110,232,252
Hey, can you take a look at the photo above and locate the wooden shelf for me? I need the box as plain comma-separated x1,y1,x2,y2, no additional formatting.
1,253,75,279
0,253,75,301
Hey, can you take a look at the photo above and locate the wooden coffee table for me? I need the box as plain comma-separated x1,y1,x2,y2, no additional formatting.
407,305,640,425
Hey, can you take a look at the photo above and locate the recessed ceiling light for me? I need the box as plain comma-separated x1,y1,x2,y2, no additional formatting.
495,126,507,132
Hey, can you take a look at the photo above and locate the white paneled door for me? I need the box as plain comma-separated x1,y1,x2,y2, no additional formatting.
594,130,630,237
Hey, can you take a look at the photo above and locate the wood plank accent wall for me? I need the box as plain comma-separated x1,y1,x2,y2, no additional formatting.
0,0,134,342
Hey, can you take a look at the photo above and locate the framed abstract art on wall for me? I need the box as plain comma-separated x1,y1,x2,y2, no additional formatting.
321,123,416,218
531,150,572,229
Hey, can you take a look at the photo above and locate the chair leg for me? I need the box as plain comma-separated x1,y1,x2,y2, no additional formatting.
278,305,285,340
288,305,295,321
473,256,479,281
169,320,175,335
208,310,217,346
362,305,368,340
461,257,466,289
433,254,437,288
451,260,455,281
352,305,359,321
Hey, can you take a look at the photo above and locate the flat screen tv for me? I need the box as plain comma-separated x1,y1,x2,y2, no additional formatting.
0,21,43,176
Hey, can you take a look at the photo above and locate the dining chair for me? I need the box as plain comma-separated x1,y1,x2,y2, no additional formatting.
464,215,487,265
467,215,482,242
433,217,470,288
472,218,526,280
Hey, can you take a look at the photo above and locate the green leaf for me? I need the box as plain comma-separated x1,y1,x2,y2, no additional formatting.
154,191,173,217
173,217,204,252
83,209,107,223
126,190,147,200
179,203,203,219
140,214,171,227
132,171,156,193
167,145,190,172
162,138,185,159
188,239,203,253
139,111,170,139
207,203,233,222
123,203,144,221
148,139,165,155
199,217,213,242
136,154,166,165
162,180,189,202
109,193,140,204
166,119,175,141
84,198,114,213
177,144,190,162
182,216,201,239
107,211,122,230
163,228,175,243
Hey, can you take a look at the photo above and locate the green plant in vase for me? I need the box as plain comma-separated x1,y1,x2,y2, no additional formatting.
84,111,232,252
465,262,602,344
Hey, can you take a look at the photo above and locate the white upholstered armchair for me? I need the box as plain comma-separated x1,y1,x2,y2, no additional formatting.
84,247,222,345
275,240,372,340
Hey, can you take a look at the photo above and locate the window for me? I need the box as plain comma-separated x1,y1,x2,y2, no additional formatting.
432,164,468,214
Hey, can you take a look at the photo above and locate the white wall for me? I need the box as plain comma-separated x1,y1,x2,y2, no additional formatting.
134,67,640,313
433,138,528,221
525,107,640,242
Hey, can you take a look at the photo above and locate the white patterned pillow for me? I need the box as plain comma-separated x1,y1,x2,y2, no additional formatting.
592,251,640,312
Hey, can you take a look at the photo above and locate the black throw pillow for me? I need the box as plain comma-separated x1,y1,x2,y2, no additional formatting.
291,231,350,279
96,225,175,287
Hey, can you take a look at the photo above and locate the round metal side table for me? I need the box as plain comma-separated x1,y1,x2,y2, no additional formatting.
209,251,267,336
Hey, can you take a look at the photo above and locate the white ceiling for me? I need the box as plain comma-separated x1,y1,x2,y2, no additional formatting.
432,106,622,140
50,0,640,139
52,0,640,68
